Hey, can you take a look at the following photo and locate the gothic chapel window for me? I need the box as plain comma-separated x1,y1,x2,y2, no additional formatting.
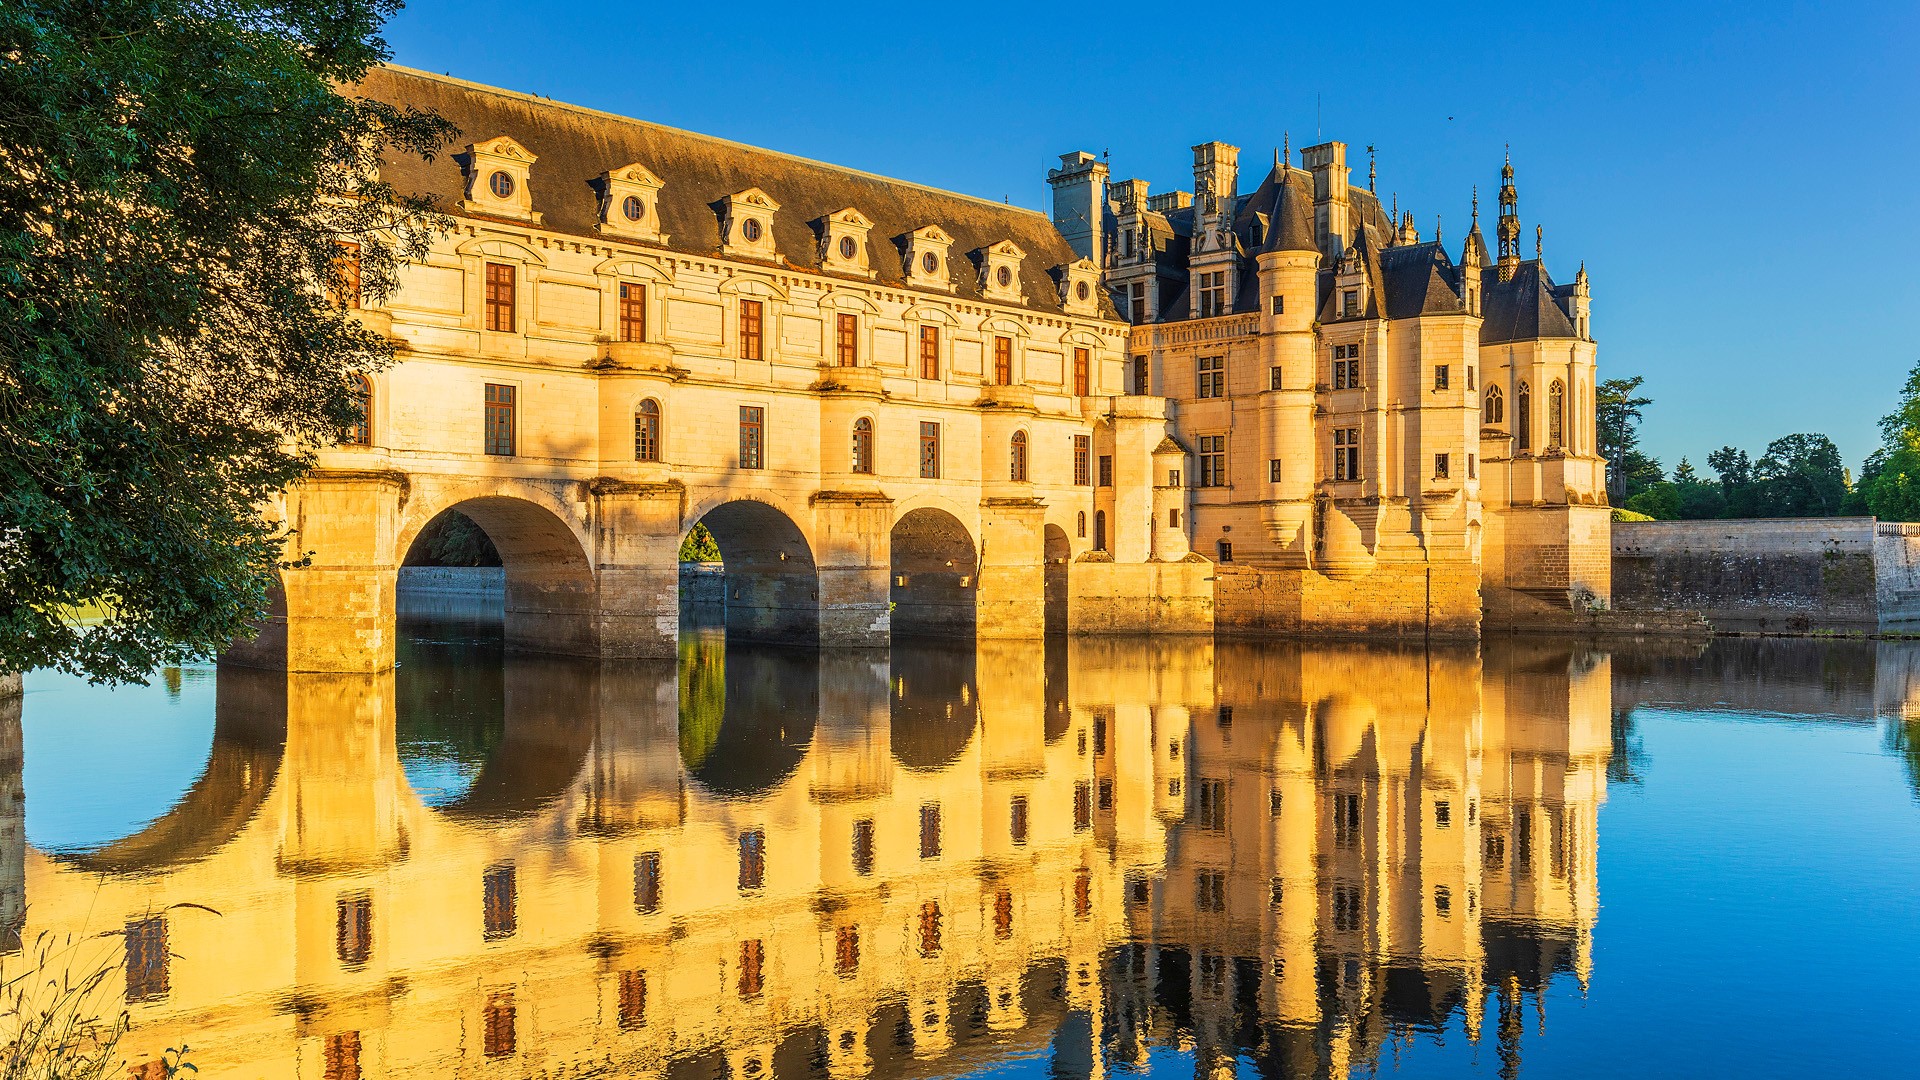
1549,380,1565,448
1516,383,1533,452
1483,385,1504,425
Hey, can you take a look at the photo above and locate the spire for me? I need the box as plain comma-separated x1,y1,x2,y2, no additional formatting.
1434,214,1442,245
1367,144,1377,193
1471,185,1479,224
1282,132,1290,168
1536,223,1543,261
1496,145,1521,282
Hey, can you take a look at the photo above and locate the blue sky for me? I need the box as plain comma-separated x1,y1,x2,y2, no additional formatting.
384,1,1919,475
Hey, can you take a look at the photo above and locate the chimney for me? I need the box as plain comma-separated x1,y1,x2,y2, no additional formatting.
1190,142,1239,224
1048,151,1109,264
1301,141,1350,260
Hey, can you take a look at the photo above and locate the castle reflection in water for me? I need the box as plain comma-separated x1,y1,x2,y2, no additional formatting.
2,631,1617,1079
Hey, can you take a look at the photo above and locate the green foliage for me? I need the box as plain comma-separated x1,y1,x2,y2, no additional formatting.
1623,482,1680,520
1752,433,1848,516
403,512,501,567
0,931,195,1078
1611,508,1656,523
1858,359,1920,522
679,523,721,563
0,0,454,682
677,632,725,768
1597,376,1656,503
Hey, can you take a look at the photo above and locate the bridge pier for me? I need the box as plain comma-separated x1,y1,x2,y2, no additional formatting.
978,499,1048,639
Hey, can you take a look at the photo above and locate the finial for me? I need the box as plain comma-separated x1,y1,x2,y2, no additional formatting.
1367,144,1377,193
1536,223,1543,260
1391,192,1398,222
1282,132,1290,167
1435,214,1442,244
1472,185,1479,222
1274,146,1280,167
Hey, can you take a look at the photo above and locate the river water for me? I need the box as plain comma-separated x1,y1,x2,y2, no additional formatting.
5,624,1919,1078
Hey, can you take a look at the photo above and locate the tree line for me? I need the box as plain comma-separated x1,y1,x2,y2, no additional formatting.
1600,361,1920,522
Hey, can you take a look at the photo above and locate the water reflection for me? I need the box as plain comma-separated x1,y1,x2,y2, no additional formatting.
6,635,1919,1077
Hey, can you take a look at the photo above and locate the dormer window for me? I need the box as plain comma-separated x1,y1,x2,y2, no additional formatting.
460,136,541,224
978,241,1027,303
817,208,875,279
902,225,955,293
596,163,666,244
1056,258,1101,316
720,188,780,260
1341,289,1359,317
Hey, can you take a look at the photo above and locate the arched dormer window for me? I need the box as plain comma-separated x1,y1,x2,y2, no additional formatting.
1482,385,1504,426
851,417,873,475
1515,382,1533,452
635,399,661,461
341,374,372,446
1010,431,1029,482
1548,380,1565,449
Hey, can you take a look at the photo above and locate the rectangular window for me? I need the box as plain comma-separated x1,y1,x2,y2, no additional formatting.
1435,800,1452,828
919,803,942,859
1169,508,1180,528
1010,795,1029,845
1332,883,1361,932
1270,366,1283,391
1098,455,1113,488
1098,777,1114,810
618,971,647,1030
1198,271,1227,318
484,992,516,1057
852,819,875,875
1467,366,1477,390
1269,458,1282,484
1168,468,1180,487
1074,868,1093,918
1270,294,1284,315
1128,282,1147,323
836,312,859,367
994,336,1013,385
484,383,516,456
1468,453,1478,479
324,1032,360,1080
332,241,361,309
1073,347,1091,396
619,282,647,342
125,916,169,1002
1196,355,1225,399
737,940,764,999
1073,435,1091,486
634,852,662,913
484,262,515,332
1331,344,1361,389
1132,356,1149,396
1196,779,1227,832
1340,288,1358,317
1334,427,1360,481
738,406,764,470
738,829,766,891
1196,869,1226,913
336,893,372,968
919,325,940,379
993,889,1014,939
835,926,860,977
1333,792,1361,850
1435,885,1453,918
1074,781,1093,831
1434,453,1451,479
919,421,941,479
1270,789,1283,815
919,901,943,955
1434,364,1450,390
483,864,517,940
1197,435,1226,487
739,299,763,360
1216,540,1232,563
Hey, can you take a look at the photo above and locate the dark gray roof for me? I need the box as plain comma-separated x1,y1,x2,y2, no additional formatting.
1480,260,1578,344
1379,242,1466,320
356,66,1109,319
1236,164,1317,254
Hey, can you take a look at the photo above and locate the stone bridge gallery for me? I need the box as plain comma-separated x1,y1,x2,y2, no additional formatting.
233,67,1610,672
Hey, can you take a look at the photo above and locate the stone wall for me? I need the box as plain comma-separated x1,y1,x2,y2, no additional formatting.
1065,557,1214,635
1212,561,1481,640
1612,518,1886,633
1872,524,1920,629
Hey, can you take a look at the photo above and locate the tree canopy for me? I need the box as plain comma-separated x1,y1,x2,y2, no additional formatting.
1855,359,1920,522
0,0,452,681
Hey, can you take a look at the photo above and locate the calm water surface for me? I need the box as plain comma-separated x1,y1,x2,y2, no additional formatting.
7,627,1920,1078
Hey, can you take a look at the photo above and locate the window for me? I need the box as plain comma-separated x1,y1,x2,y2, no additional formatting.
919,803,942,859
1073,435,1091,486
737,940,764,999
1483,385,1504,425
738,829,766,890
1434,453,1450,479
836,312,859,367
1074,781,1093,831
619,282,647,342
738,299,763,360
993,335,1013,385
1074,868,1093,918
1340,288,1359,317
332,241,361,309
1073,347,1091,396
919,422,941,479
1197,435,1226,487
1169,508,1180,528
1516,382,1533,451
1218,705,1232,727
484,992,516,1057
1331,883,1361,932
484,262,515,332
1197,270,1227,318
1434,364,1450,390
739,406,765,469
483,864,517,940
634,852,662,913
1216,540,1232,563
1128,282,1148,323
1270,789,1283,815
324,1032,360,1080
835,926,860,977
635,399,660,462
838,235,858,260
1331,344,1361,389
488,170,514,198
1549,379,1566,448
1268,458,1282,484
1093,510,1107,552
484,383,515,456
1126,874,1149,905
623,194,645,221
1333,792,1361,849
1168,468,1180,487
742,218,762,242
1196,355,1225,398
1077,511,1087,538
1333,427,1360,481
1467,453,1477,479
1196,779,1227,832
851,417,873,475
1435,800,1452,829
1132,356,1150,395
1270,878,1285,908
1269,366,1283,391
1010,795,1029,845
1098,777,1114,809
1098,455,1113,488
124,916,168,1002
336,893,372,968
1195,869,1226,913
1010,431,1028,481
618,971,647,1029
341,374,372,446
1434,885,1453,918
919,325,940,379
1270,294,1284,315
1467,366,1477,391
919,901,943,955
993,890,1014,939
852,819,875,875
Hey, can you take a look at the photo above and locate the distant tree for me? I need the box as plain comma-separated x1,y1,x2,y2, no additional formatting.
404,512,501,567
1707,446,1763,517
1597,376,1655,504
1859,359,1920,522
1751,433,1848,517
679,523,722,563
1624,482,1680,520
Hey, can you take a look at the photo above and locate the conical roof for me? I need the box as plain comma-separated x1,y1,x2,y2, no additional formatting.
1265,167,1319,254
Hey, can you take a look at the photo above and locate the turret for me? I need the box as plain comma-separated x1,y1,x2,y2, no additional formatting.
1048,151,1109,264
1254,161,1320,559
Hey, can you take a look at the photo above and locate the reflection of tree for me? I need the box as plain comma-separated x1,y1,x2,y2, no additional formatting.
1889,718,1920,804
1609,706,1650,786
395,635,505,771
678,634,725,769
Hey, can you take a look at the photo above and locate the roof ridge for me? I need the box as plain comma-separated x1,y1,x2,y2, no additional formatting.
376,64,1051,221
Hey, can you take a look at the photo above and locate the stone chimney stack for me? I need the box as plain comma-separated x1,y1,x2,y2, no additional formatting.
1301,141,1350,260
1190,142,1239,225
1048,151,1109,264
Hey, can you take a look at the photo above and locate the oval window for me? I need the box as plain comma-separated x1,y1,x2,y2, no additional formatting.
1076,281,1090,300
839,236,857,259
488,170,515,199
622,194,644,221
996,266,1012,287
742,218,763,242
922,251,939,274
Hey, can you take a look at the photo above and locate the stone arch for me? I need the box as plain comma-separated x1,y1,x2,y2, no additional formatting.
890,507,979,640
685,496,820,645
888,643,977,771
680,641,818,799
455,236,547,267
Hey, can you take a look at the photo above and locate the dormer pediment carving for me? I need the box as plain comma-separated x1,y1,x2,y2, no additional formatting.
459,135,541,224
976,240,1027,303
816,207,876,279
595,162,667,244
1054,258,1102,316
719,188,781,260
901,225,955,293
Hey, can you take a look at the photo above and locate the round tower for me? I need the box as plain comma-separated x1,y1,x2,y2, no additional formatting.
1255,162,1322,562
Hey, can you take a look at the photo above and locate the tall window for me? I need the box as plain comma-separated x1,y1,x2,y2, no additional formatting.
994,336,1013,385
483,864,517,939
1549,379,1565,448
1010,431,1028,481
634,852,662,913
124,916,168,1002
324,1033,360,1080
852,819,875,875
919,901,943,956
1196,869,1226,913
1516,382,1533,451
993,890,1014,939
619,282,647,342
739,406,765,469
1010,795,1029,845
484,262,515,332
1128,281,1147,323
1269,458,1282,484
1217,540,1232,562
484,992,516,1057
919,422,941,479
1196,779,1227,832
738,829,766,891
919,803,942,859
618,971,647,1030
737,940,764,999
1340,288,1359,317
919,325,940,379
1098,455,1113,488
1077,511,1086,538
836,312,859,366
634,399,660,462
1197,270,1226,318
1094,510,1107,552
1072,347,1091,396
851,417,873,475
1197,435,1226,487
332,241,361,309
739,299,763,360
1196,355,1225,398
1483,385,1504,425
1132,356,1149,396
484,383,516,456
1072,435,1091,486
1074,781,1093,831
336,893,372,968
341,374,372,446
1434,453,1451,479
1334,427,1360,481
835,927,860,977
1434,364,1450,390
1332,344,1361,389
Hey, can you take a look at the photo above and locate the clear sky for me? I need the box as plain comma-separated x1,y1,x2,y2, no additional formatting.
384,1,1919,475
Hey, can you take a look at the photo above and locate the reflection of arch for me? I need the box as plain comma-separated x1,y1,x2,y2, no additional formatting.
888,643,977,771
682,642,818,797
399,493,599,657
891,508,979,640
1044,524,1071,634
691,499,820,645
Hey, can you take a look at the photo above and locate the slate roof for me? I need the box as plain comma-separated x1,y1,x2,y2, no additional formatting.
1479,260,1579,345
354,66,1111,319
1378,242,1467,320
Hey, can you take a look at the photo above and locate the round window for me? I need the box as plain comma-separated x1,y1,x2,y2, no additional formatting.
488,170,514,199
997,266,1012,287
742,218,763,243
839,236,857,259
922,252,939,274
622,194,644,221
1076,281,1090,301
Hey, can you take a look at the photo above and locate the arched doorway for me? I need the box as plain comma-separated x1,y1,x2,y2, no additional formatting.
399,496,598,657
1044,524,1071,634
890,508,978,640
688,500,820,646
